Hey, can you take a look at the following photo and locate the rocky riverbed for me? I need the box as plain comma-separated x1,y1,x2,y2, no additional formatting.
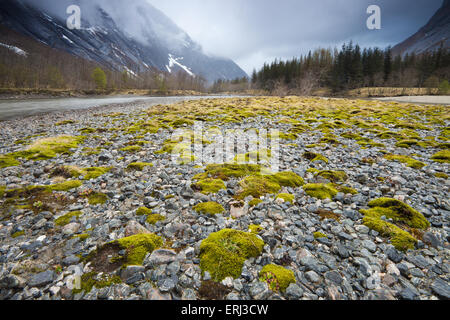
0,96,449,300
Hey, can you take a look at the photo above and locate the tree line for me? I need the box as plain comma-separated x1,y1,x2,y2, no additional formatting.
0,25,207,93
250,42,450,94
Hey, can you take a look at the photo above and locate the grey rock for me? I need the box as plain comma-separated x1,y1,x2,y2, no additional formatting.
28,270,55,288
431,277,450,299
249,282,271,300
285,283,304,300
144,249,177,267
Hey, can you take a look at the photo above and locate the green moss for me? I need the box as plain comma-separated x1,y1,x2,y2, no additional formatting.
249,199,263,207
120,145,142,153
395,139,419,148
0,186,6,198
126,162,153,171
194,202,225,215
431,150,450,163
146,214,165,225
55,120,76,126
193,179,226,194
237,175,281,200
276,193,294,203
136,207,152,216
362,198,430,230
203,163,267,181
313,232,328,239
171,118,194,128
362,216,416,252
88,192,108,205
72,272,122,294
384,154,426,169
14,135,85,160
0,154,20,168
259,264,296,292
331,184,358,195
55,211,82,226
81,167,111,180
303,152,329,163
11,231,25,238
435,172,448,179
268,171,304,187
47,180,82,192
114,233,163,266
314,170,348,183
73,233,90,241
199,229,264,281
249,224,263,234
303,183,338,200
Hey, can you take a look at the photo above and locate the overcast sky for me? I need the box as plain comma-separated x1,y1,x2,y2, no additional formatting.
148,0,443,74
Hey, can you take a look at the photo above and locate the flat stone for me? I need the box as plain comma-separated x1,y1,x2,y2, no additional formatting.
285,283,303,300
28,270,55,288
144,249,177,267
431,277,450,299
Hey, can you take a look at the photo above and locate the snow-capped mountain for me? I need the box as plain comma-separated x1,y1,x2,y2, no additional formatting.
0,0,247,82
392,0,450,56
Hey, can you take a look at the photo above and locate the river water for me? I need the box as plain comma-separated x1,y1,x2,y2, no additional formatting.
0,95,225,121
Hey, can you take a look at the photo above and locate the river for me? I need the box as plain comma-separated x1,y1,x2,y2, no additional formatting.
0,95,225,121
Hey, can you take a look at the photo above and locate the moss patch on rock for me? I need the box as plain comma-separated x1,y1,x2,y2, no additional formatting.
88,192,108,205
384,154,426,169
303,152,329,163
314,170,348,183
259,264,296,292
431,150,450,163
192,179,226,194
194,202,225,215
55,211,82,226
113,233,163,266
360,198,430,251
126,162,153,171
303,183,338,200
237,175,281,200
199,229,264,281
276,193,295,203
72,272,122,294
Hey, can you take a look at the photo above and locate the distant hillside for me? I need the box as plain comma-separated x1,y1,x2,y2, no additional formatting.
392,0,450,56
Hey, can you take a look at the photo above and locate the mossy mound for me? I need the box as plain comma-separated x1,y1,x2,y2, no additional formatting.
113,233,163,266
146,214,165,225
314,170,348,183
395,139,419,148
203,163,267,180
268,171,304,187
362,198,430,229
249,224,263,234
55,211,82,226
435,172,448,179
360,198,430,251
194,202,225,215
384,154,426,169
362,216,417,252
136,207,152,216
259,264,296,292
431,150,450,163
199,229,264,281
88,192,108,205
5,180,82,198
120,145,142,153
126,162,153,171
15,136,85,160
303,183,338,200
314,231,328,239
249,198,263,207
237,175,281,200
276,193,294,203
303,152,329,163
0,154,20,168
72,272,122,295
193,179,226,194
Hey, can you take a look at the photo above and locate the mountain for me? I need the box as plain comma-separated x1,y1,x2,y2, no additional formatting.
0,0,247,83
392,0,450,56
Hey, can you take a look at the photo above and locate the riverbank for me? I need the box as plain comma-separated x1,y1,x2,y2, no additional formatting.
0,96,448,301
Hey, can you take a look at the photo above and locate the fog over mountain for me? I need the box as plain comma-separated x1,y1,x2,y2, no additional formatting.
0,0,247,82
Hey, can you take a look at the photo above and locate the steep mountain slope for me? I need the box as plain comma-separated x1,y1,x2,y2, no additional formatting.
0,0,247,82
392,0,450,56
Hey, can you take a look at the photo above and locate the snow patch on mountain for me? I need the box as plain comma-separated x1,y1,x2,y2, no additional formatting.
0,42,27,56
166,54,194,77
